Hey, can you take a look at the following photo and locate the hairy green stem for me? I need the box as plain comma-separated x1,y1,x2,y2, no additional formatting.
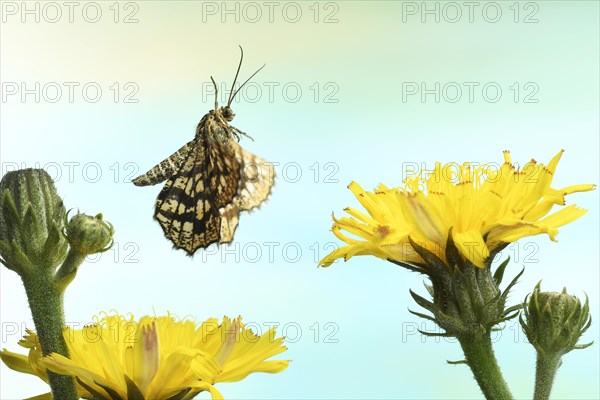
22,269,78,400
458,333,513,400
533,353,561,400
55,248,87,290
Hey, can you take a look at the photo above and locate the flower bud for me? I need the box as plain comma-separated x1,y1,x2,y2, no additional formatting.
520,282,592,357
65,213,114,255
0,169,67,274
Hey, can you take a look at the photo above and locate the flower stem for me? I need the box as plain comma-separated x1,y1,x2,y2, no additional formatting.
22,269,78,400
533,353,561,400
55,248,87,291
458,333,513,400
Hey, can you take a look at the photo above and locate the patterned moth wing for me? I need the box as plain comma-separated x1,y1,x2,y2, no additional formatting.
219,140,276,243
132,46,273,255
132,141,194,187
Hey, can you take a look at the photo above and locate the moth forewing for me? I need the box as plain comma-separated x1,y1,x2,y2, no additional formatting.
132,141,194,187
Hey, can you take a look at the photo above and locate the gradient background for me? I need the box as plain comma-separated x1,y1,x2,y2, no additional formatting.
0,1,598,399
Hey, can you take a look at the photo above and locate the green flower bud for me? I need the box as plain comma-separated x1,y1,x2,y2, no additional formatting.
65,212,114,255
0,169,67,275
520,282,592,357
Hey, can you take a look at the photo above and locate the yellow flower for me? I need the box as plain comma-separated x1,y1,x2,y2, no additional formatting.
320,150,595,269
0,313,289,400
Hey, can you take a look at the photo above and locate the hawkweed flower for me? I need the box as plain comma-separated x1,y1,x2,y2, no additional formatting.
318,150,594,400
320,150,594,269
0,313,289,400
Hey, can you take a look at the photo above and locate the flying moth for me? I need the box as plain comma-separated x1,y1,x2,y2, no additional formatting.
132,47,275,256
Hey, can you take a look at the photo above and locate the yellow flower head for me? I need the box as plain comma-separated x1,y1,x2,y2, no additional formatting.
0,313,289,400
320,150,595,269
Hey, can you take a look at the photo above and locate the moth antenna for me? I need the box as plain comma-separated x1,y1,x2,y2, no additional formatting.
227,45,245,106
227,63,266,107
210,76,218,111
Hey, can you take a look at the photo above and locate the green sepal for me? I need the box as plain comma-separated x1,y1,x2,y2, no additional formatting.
94,380,125,400
574,341,594,350
408,308,438,324
493,257,510,285
435,309,468,334
124,375,146,400
21,204,40,256
445,228,462,269
166,389,193,400
75,377,108,400
502,303,524,317
423,282,434,297
447,359,468,365
409,289,435,313
452,265,480,319
0,238,34,275
43,222,68,269
493,312,520,325
501,267,524,299
388,258,425,274
417,329,453,337
0,189,21,240
408,236,448,281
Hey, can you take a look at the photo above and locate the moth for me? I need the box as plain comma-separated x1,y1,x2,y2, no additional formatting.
132,47,275,256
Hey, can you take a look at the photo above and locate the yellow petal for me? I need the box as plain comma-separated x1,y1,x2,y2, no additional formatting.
187,381,224,400
486,221,549,244
561,183,596,195
523,200,554,221
252,360,290,374
546,149,564,174
318,245,351,267
25,394,52,400
42,354,116,396
453,230,489,269
540,205,587,229
0,349,35,375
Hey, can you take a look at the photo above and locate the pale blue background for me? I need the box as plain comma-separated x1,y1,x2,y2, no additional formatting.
0,1,598,399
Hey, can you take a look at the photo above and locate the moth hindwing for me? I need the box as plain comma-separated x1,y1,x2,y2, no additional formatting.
132,47,274,256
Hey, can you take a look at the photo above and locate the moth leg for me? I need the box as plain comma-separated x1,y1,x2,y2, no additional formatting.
231,126,254,142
